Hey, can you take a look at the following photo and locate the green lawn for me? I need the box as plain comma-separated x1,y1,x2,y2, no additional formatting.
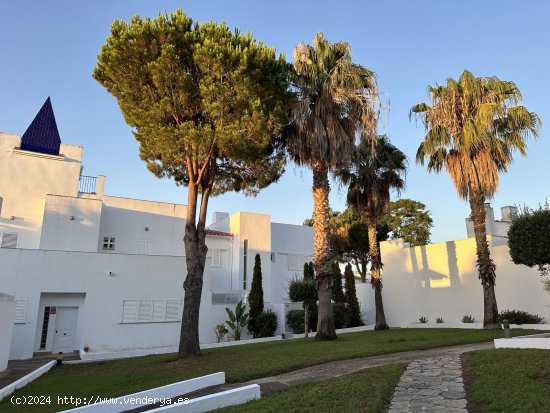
463,348,550,413
218,363,406,413
0,329,542,412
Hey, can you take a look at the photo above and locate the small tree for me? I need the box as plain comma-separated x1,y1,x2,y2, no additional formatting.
508,205,550,276
344,264,363,327
331,263,345,303
381,199,433,246
248,254,264,337
288,273,317,338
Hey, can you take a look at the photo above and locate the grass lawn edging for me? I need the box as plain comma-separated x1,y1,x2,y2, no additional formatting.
75,325,375,363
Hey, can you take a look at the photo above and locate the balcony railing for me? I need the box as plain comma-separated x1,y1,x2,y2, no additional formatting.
78,175,97,194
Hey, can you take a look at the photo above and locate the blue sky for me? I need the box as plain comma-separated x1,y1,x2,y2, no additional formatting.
1,0,549,242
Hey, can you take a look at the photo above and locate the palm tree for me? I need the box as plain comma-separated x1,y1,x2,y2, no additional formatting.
336,136,406,329
287,33,378,340
411,70,541,329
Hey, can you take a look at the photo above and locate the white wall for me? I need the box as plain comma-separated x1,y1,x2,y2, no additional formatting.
379,237,550,326
97,196,187,256
40,195,102,252
0,293,15,371
0,133,82,249
270,223,314,304
0,248,234,359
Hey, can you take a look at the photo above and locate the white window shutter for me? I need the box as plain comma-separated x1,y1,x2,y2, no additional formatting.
14,299,27,323
165,299,181,321
122,300,138,323
138,299,152,322
1,232,18,248
211,249,221,267
152,300,165,321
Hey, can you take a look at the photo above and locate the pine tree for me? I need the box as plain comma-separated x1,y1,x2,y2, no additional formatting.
248,254,264,337
344,263,363,326
331,262,345,303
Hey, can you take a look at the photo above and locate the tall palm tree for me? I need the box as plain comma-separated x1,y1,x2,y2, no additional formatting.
337,136,406,329
287,33,378,340
412,70,541,329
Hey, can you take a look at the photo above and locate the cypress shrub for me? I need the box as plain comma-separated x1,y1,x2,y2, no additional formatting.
332,262,345,303
248,253,264,337
344,263,364,327
332,303,350,329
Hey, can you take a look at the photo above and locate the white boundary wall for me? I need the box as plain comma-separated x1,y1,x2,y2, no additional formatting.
0,360,55,401
148,385,260,413
377,237,550,326
62,372,225,413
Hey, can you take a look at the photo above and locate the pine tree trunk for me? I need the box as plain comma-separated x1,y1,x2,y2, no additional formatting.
469,194,500,329
367,218,389,330
312,164,337,340
178,183,209,357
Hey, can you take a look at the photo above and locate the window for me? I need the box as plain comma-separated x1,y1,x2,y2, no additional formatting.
207,249,221,267
121,298,182,323
1,232,19,248
103,237,115,251
243,240,248,289
288,255,312,271
14,299,27,324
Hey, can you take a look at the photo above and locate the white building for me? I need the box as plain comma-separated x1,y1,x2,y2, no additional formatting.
1,99,547,368
0,98,313,363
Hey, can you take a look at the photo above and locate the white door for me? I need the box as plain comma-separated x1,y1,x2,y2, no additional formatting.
52,307,78,353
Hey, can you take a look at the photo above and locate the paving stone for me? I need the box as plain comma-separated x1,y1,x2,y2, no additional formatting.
388,355,468,412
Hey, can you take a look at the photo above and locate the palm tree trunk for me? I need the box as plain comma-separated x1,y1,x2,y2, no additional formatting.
367,218,389,330
312,164,337,340
469,194,500,329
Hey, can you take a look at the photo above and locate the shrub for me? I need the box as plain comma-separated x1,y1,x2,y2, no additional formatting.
332,303,351,329
436,317,444,324
332,263,345,303
225,300,249,340
462,315,476,323
508,207,550,276
286,308,317,334
418,316,428,323
499,309,543,325
288,275,317,337
344,264,363,327
215,323,229,342
248,254,264,338
251,310,278,337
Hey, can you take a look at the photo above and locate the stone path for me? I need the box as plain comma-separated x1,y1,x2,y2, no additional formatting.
388,356,467,412
126,342,490,412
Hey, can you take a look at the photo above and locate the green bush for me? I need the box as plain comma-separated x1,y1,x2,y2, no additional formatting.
436,317,444,324
418,316,428,323
250,310,278,337
462,315,476,323
508,207,550,275
499,309,543,325
332,303,351,329
286,308,318,334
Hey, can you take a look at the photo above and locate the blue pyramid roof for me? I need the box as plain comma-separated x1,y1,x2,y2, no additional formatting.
20,97,61,156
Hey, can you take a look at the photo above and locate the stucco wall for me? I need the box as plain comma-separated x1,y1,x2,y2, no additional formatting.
0,248,233,359
0,293,15,371
40,195,103,252
0,133,82,249
379,237,550,326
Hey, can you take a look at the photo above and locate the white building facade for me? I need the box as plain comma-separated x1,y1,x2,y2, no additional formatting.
0,99,313,361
